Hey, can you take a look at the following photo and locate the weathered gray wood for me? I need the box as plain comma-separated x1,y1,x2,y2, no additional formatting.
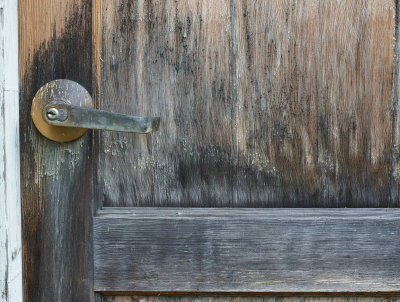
19,0,400,300
19,1,95,301
0,0,22,301
99,296,400,302
94,208,400,293
99,0,398,207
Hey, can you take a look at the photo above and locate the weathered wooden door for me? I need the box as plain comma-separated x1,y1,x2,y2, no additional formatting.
19,0,400,301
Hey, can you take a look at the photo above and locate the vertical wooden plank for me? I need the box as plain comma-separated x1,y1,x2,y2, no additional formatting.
0,0,23,301
18,0,94,301
93,0,102,107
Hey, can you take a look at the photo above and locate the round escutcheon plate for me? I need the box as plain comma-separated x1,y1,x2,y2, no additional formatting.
31,79,94,142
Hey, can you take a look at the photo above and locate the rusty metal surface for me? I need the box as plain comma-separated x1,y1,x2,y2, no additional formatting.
44,101,160,134
32,79,160,142
31,79,93,142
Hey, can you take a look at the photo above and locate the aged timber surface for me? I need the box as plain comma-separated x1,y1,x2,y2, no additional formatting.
18,0,400,301
99,0,399,207
94,208,400,293
19,0,94,301
99,297,400,302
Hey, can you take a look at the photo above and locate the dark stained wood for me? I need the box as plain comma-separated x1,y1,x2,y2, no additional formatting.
99,0,398,208
94,208,400,293
19,0,400,300
391,0,400,206
18,0,94,301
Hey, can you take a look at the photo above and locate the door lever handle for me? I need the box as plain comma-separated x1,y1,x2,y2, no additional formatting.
43,101,160,134
31,79,160,142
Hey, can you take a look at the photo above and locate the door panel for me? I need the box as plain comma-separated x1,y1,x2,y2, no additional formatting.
19,1,94,301
19,0,400,301
100,0,397,207
94,208,400,292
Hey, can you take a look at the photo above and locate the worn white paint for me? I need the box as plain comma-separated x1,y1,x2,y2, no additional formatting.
0,0,23,301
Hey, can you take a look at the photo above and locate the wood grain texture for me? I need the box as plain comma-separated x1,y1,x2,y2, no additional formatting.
18,0,400,300
18,0,94,301
99,0,398,207
0,0,23,301
391,0,400,206
94,208,400,293
98,296,400,302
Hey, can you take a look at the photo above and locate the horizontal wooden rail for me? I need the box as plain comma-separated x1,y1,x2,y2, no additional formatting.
94,208,400,293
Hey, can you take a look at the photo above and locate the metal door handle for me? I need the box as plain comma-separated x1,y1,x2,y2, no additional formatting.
43,101,159,134
31,79,160,142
